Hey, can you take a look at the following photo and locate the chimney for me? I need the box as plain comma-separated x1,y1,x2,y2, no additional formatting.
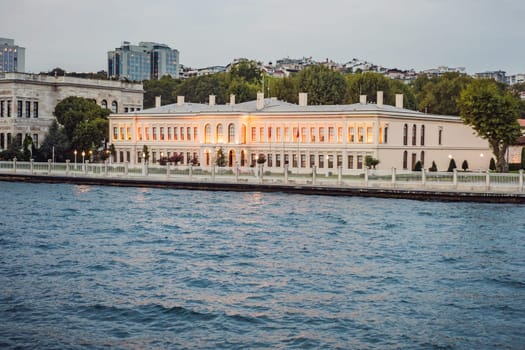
377,91,383,107
298,92,308,106
177,96,185,106
256,92,264,110
155,96,161,108
209,95,216,106
359,95,367,104
230,94,235,105
395,94,404,109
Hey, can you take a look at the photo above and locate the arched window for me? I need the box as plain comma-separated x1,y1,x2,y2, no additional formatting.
412,124,417,146
111,100,118,113
403,151,408,169
205,150,210,166
420,125,425,146
403,124,408,145
101,100,108,109
228,149,235,167
216,124,223,143
420,151,425,167
241,150,246,166
204,124,211,143
228,123,235,143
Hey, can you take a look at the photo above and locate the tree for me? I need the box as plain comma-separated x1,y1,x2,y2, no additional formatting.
175,73,229,104
37,120,70,162
54,96,110,151
21,135,33,161
447,158,457,172
143,75,181,108
414,160,422,171
458,79,522,172
489,157,496,171
269,76,298,103
429,161,438,172
142,145,149,162
227,79,258,103
295,65,347,105
461,160,469,171
216,147,226,167
229,60,262,84
364,155,380,169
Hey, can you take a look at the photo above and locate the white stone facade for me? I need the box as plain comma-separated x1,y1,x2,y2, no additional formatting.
108,93,491,173
0,73,143,149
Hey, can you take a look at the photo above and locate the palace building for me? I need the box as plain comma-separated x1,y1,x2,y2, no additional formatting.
108,92,490,173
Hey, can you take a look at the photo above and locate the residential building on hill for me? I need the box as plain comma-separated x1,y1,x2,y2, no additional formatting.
107,41,179,81
0,38,25,73
0,73,143,151
108,92,490,173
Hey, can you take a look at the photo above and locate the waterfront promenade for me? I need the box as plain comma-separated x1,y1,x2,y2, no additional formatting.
0,160,524,203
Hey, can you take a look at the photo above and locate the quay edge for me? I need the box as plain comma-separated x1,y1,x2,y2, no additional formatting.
0,173,524,204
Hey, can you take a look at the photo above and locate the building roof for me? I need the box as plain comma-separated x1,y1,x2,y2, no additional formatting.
128,97,460,121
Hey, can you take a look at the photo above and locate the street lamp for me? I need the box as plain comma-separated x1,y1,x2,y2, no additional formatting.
142,152,146,164
480,153,484,172
81,150,85,164
74,150,77,170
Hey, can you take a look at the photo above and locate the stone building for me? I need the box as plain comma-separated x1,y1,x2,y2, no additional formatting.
0,73,143,150
108,92,490,173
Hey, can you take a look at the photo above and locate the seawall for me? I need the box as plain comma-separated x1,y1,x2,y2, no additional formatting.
1,173,524,204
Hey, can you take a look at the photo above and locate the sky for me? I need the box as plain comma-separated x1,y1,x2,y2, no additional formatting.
1,0,524,75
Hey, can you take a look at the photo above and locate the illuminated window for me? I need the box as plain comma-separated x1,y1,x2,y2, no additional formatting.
310,127,315,142
293,127,299,142
160,127,164,141
194,127,198,141
276,127,281,142
216,124,223,143
167,127,172,140
205,124,211,143
228,124,235,143
180,127,184,141
284,127,289,142
251,127,256,142
319,127,325,142
337,127,343,143
174,127,179,141
113,127,118,140
366,127,373,143
357,127,364,143
187,127,191,141
268,127,272,142
259,127,264,142
328,127,334,143
301,127,307,142
138,127,142,141
126,127,131,140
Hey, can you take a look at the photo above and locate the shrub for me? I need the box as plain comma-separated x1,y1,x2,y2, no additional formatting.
447,158,457,172
429,161,438,172
414,160,422,171
489,158,496,171
461,160,469,171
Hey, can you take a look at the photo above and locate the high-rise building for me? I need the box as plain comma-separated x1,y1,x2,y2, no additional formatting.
0,38,25,73
107,41,179,81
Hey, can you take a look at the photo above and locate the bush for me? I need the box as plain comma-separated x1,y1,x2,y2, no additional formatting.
461,160,469,171
489,158,496,171
429,161,438,172
414,160,422,171
447,158,457,172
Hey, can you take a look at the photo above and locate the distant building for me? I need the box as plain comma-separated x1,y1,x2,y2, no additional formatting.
107,41,179,81
506,74,525,86
0,38,25,73
474,70,506,84
420,66,466,78
0,73,143,151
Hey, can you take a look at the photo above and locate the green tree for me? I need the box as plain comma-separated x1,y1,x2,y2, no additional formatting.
72,118,109,152
143,75,181,108
414,160,422,171
364,155,380,169
458,79,522,172
413,72,473,115
429,161,438,172
216,147,226,167
489,157,496,171
175,73,229,104
54,96,110,145
21,135,33,161
461,160,469,171
142,145,149,162
227,79,258,103
295,65,347,105
269,76,298,103
345,72,391,104
229,60,262,84
37,120,70,162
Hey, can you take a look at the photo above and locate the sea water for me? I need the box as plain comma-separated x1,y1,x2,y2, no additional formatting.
0,182,524,349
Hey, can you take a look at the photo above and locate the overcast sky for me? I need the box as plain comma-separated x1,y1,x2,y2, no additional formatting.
1,0,524,74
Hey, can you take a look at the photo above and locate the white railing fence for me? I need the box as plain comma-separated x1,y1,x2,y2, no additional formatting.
0,160,523,193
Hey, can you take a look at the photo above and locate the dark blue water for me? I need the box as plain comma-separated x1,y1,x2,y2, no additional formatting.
0,182,524,349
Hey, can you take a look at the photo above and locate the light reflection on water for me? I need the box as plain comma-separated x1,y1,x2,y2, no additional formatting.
0,182,524,349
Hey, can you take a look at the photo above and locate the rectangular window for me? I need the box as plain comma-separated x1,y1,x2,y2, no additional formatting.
0,101,4,117
276,154,281,167
152,127,157,141
366,127,373,143
113,127,118,140
309,154,315,168
379,127,383,144
145,127,150,140
126,127,131,140
160,127,164,141
357,155,363,169
180,127,184,141
338,127,343,143
138,127,142,141
337,155,342,167
284,154,289,166
292,154,298,168
327,155,334,168
167,127,172,140
328,127,334,143
300,154,306,168
267,154,273,167
284,127,289,142
268,127,272,142
318,154,324,168
7,100,12,117
310,127,316,142
384,127,388,144
32,134,39,148
357,127,364,143
33,101,38,118
293,127,299,142
174,127,179,140
276,127,281,142
25,101,30,118
194,127,198,141
17,100,22,117
348,127,355,143
348,155,354,169
301,127,307,142
187,127,191,141
251,127,257,142
120,127,125,140
319,127,325,142
259,127,264,142
438,129,443,145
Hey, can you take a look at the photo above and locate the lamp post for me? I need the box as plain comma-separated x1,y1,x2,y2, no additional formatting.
89,150,93,162
82,150,85,164
74,150,77,170
480,153,484,172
